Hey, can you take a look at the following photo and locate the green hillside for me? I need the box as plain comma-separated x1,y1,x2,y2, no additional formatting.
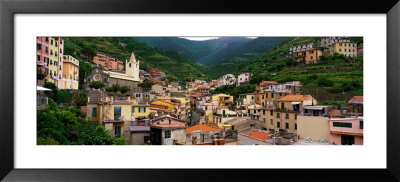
238,37,363,96
63,37,211,82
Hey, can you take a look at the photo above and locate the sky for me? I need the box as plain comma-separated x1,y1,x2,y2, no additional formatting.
179,37,257,41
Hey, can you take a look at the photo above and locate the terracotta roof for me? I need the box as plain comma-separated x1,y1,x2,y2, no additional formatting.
196,85,208,89
152,124,186,128
186,124,223,134
247,131,272,141
328,110,341,117
348,96,363,104
278,95,310,102
260,81,278,86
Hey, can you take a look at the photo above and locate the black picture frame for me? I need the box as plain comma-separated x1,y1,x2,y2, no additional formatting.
1,0,399,181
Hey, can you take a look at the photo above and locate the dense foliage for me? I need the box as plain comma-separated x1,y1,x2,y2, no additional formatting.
89,81,106,89
37,102,126,145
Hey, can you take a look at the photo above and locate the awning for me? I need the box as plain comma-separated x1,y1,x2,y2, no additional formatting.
291,102,301,105
37,86,52,91
304,106,325,110
52,75,59,80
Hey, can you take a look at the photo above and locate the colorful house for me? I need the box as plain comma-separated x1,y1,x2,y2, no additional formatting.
48,37,63,88
211,93,234,107
61,55,79,89
292,48,322,64
329,42,358,57
348,96,363,116
328,117,363,145
237,72,253,85
36,37,50,83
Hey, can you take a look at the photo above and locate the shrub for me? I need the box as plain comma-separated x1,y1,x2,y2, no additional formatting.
89,81,105,89
120,86,130,93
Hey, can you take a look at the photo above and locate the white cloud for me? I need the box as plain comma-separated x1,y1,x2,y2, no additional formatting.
178,37,220,41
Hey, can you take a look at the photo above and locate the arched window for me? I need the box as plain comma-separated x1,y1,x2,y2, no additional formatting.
129,63,132,68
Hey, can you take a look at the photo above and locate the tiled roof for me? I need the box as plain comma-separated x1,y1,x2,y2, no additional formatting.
348,96,363,104
186,124,223,134
247,131,272,141
129,126,150,132
278,95,310,102
152,124,186,128
260,81,278,85
328,110,341,117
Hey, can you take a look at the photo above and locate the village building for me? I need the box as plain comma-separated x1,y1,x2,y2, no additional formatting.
36,37,50,84
83,52,140,91
211,93,234,107
237,72,253,85
151,84,166,96
289,42,314,55
129,125,151,145
47,37,64,88
238,130,273,145
150,115,187,145
347,96,363,117
92,52,124,72
256,81,278,105
272,95,317,133
297,115,329,144
357,46,363,57
329,42,358,57
236,93,256,109
217,74,236,86
292,48,322,64
61,55,79,89
263,81,302,109
328,117,363,145
318,37,350,48
86,91,140,142
185,124,224,145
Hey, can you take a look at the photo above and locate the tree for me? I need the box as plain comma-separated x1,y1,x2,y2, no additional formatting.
37,102,127,145
138,81,154,91
89,81,106,89
37,70,47,80
120,86,130,93
44,82,59,103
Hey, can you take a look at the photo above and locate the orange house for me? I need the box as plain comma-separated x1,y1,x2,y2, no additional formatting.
292,48,322,64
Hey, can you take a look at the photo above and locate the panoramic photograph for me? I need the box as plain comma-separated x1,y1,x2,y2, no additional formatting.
36,36,363,145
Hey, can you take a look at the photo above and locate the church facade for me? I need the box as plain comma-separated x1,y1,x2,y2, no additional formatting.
83,52,140,91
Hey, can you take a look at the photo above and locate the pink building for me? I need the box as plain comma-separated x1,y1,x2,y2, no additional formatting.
202,101,219,111
328,117,363,145
36,37,50,81
237,72,253,85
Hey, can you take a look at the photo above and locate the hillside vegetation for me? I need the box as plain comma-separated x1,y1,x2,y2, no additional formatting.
63,37,211,82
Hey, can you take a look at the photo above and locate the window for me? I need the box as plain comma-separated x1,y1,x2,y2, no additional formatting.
129,63,132,67
37,55,41,61
265,93,268,98
295,114,297,120
45,47,48,53
262,95,264,99
37,43,41,50
285,114,289,119
281,103,284,109
45,37,49,42
114,126,121,137
55,41,58,47
49,70,52,75
253,110,256,114
270,110,273,116
360,120,363,129
295,123,297,130
51,39,53,45
310,56,313,59
277,113,280,118
132,106,135,113
270,119,273,125
271,93,274,98
92,108,97,117
339,48,341,52
285,123,289,129
263,118,266,123
333,122,352,128
60,39,63,44
164,130,171,138
114,106,121,120
60,48,62,53
277,122,280,128
263,110,265,115
50,50,53,55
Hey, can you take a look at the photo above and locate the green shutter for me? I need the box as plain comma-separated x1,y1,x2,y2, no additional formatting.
92,108,97,117
115,126,121,137
132,106,135,113
295,114,297,120
144,107,146,113
285,114,289,119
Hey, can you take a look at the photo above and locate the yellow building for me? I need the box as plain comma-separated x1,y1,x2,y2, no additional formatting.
48,37,62,87
274,95,317,133
151,100,174,110
297,116,329,142
61,55,79,89
211,93,234,106
329,42,357,57
292,48,322,64
86,92,149,142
